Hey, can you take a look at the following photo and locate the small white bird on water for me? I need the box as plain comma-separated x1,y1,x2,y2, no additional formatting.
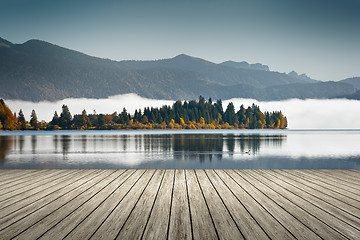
245,150,251,154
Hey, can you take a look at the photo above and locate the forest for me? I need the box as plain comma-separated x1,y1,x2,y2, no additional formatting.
0,97,287,131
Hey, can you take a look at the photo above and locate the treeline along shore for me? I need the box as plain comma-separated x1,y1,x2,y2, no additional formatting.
0,96,287,131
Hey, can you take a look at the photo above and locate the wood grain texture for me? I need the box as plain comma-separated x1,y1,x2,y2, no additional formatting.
195,169,244,240
206,170,269,239
90,170,155,240
168,169,192,240
0,170,101,231
64,169,145,240
186,170,217,240
248,170,360,239
0,170,114,239
142,170,174,240
0,169,358,240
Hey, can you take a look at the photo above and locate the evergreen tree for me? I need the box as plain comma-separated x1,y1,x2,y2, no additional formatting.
117,108,130,124
214,99,223,115
30,109,39,129
224,102,236,125
50,111,60,126
236,104,246,127
198,96,205,105
18,109,26,130
59,105,72,129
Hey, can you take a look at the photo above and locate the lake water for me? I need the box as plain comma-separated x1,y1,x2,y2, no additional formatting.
0,130,359,169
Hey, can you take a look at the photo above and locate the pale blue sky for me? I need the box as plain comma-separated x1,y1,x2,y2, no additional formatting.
1,0,359,81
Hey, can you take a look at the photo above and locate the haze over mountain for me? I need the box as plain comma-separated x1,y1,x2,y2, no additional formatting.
0,37,359,102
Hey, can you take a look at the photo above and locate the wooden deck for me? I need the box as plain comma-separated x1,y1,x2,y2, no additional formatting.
0,169,359,240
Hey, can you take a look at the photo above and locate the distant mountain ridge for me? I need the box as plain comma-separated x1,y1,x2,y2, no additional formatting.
220,60,270,71
340,77,360,89
0,37,359,101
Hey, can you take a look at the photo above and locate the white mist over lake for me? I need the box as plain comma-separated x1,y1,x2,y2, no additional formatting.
224,98,360,129
5,94,360,129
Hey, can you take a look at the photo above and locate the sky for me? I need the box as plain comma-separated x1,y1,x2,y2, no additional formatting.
1,0,359,81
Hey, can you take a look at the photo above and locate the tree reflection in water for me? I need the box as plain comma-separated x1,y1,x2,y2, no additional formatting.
53,135,59,153
61,135,71,159
172,134,286,162
31,135,37,154
19,136,25,154
0,133,286,166
0,136,13,164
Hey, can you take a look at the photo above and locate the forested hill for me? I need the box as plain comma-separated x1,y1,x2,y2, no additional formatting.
0,37,358,102
0,97,287,130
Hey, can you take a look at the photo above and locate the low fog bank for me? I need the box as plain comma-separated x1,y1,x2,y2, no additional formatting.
224,98,360,129
5,94,360,129
6,94,173,122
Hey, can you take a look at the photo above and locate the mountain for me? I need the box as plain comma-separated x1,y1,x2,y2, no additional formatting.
287,71,317,83
264,81,357,100
0,37,13,48
335,77,360,99
220,60,270,71
0,37,358,102
339,77,360,89
122,54,313,88
340,90,360,100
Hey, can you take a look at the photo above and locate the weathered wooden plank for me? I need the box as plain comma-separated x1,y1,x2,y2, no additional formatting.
216,170,294,239
264,170,360,230
271,170,360,216
288,170,360,201
0,170,114,239
0,170,69,200
205,170,269,239
0,169,40,180
234,170,320,240
281,170,360,209
297,170,360,195
248,170,360,239
0,169,22,177
0,170,51,190
142,170,174,240
195,169,244,240
333,170,360,180
305,170,360,190
247,170,354,239
0,170,38,182
0,170,102,231
0,170,82,209
0,170,61,197
116,170,165,239
306,170,360,189
90,170,155,240
241,170,343,240
64,170,146,240
12,170,122,240
168,169,192,240
185,170,217,240
38,170,129,239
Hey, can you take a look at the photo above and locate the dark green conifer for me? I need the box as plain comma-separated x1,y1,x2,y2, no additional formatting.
30,109,39,129
18,109,26,130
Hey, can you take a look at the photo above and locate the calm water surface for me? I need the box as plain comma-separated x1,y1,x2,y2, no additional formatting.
0,130,359,169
